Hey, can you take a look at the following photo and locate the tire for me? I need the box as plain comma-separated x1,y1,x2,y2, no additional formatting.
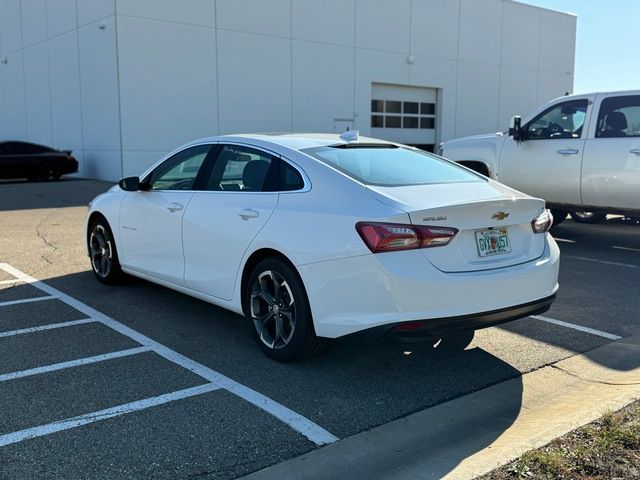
245,258,327,361
570,211,607,224
550,209,568,227
432,330,475,354
87,217,124,285
38,163,53,181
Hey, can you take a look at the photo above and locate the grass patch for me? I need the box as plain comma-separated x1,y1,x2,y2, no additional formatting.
480,401,640,479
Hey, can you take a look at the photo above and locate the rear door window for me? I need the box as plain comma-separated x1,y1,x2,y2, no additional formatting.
280,161,305,191
24,143,54,154
205,145,305,192
207,145,278,192
595,95,640,138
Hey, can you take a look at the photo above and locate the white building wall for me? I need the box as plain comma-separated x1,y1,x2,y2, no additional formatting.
0,0,576,181
0,0,121,180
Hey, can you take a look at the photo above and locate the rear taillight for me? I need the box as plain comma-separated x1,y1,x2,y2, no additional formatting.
356,222,458,253
392,321,424,332
531,209,553,233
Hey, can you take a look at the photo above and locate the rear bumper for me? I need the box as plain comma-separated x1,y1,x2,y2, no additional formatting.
299,234,560,338
351,294,555,341
60,160,78,175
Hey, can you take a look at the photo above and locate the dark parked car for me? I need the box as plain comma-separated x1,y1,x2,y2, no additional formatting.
0,141,78,181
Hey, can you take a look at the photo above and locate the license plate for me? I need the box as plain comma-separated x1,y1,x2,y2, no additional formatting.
475,228,511,257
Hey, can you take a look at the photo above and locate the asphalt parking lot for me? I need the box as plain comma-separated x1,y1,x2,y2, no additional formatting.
1,179,639,479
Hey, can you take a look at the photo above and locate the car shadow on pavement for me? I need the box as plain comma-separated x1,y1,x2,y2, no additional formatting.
0,179,113,211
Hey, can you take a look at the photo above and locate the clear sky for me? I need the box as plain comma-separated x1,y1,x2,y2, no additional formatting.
521,0,638,94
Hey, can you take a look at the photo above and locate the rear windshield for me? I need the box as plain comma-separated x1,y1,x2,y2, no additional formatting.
302,145,483,187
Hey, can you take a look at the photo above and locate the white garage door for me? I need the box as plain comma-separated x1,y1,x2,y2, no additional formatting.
370,83,437,150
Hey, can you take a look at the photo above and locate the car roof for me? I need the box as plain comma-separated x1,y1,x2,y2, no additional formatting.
185,133,396,151
548,89,640,104
0,140,55,149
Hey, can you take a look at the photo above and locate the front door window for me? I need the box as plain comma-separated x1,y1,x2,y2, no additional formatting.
147,145,211,191
525,100,588,140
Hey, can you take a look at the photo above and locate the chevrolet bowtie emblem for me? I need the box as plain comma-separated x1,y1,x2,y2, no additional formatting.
492,211,510,221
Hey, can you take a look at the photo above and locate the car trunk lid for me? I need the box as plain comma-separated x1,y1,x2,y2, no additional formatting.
367,181,547,273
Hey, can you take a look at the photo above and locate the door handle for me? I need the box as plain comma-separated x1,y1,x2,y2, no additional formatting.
166,202,184,213
557,148,579,155
630,148,640,155
238,208,259,220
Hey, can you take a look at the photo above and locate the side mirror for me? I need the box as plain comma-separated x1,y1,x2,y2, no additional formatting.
118,176,141,191
509,116,523,141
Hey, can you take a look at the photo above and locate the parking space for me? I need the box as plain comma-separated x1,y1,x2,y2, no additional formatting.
0,261,337,436
0,180,639,478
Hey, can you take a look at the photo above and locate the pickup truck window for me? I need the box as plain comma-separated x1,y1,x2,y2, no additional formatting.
595,95,640,138
525,99,588,140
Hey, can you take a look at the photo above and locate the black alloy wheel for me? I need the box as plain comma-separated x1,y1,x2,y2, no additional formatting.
246,258,326,361
88,218,124,285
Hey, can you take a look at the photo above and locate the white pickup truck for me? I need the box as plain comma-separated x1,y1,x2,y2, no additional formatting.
440,90,640,225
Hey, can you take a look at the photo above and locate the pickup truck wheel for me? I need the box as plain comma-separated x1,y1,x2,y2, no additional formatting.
550,209,568,227
570,211,607,224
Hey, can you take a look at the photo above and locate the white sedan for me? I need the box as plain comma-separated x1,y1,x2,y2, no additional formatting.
86,133,559,361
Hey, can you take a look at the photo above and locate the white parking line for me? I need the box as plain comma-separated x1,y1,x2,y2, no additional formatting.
531,315,622,341
612,245,640,253
0,295,58,307
0,263,339,447
0,318,97,338
0,383,221,448
553,238,576,243
0,347,151,382
564,255,640,269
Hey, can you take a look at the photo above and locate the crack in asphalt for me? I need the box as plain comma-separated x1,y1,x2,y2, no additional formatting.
34,213,59,268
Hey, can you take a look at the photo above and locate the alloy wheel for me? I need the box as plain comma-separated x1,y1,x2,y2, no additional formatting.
89,224,113,278
250,270,296,350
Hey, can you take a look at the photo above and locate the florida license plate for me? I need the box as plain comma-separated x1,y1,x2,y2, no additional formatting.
475,228,511,257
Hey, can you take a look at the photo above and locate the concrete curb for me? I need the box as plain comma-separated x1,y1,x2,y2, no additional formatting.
242,335,640,480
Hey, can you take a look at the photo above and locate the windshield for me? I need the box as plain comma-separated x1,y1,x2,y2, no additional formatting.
303,145,483,187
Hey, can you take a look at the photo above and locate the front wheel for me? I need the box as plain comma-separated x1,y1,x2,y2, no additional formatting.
88,218,124,285
570,211,607,224
246,258,326,361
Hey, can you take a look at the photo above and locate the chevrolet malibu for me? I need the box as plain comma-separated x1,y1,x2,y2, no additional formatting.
86,133,559,361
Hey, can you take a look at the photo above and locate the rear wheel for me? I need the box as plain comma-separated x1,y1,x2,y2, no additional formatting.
88,218,124,285
38,163,54,181
550,209,568,227
246,258,326,361
570,211,607,224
